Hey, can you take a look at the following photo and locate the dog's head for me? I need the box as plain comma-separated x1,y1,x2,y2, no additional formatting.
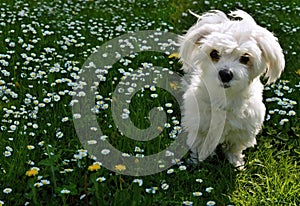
179,10,285,90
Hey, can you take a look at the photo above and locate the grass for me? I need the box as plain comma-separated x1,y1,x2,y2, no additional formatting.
0,0,299,205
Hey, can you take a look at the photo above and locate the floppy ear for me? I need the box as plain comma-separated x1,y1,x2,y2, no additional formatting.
254,29,285,84
179,10,229,73
179,25,214,73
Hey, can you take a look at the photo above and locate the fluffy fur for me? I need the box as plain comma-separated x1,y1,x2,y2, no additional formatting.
179,10,285,168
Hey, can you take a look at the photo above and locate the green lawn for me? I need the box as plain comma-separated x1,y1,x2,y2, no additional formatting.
0,0,299,205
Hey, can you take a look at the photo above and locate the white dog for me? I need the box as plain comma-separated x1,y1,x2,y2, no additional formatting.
179,10,284,168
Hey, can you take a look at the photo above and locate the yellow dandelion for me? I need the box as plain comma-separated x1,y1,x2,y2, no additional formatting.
296,69,300,76
168,52,179,59
88,163,101,171
169,81,179,90
157,126,163,132
114,164,126,171
25,167,39,177
15,81,20,88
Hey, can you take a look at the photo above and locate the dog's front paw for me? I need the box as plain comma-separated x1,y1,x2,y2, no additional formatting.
186,156,199,166
226,152,245,169
233,160,245,171
186,151,199,166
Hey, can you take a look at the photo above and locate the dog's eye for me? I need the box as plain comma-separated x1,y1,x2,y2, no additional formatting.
210,50,220,61
240,54,250,64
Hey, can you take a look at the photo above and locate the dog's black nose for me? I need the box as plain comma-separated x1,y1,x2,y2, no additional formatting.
219,69,233,83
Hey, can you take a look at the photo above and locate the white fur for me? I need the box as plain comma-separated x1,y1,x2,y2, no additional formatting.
180,10,285,168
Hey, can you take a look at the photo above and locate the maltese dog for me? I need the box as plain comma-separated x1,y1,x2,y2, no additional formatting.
179,10,285,168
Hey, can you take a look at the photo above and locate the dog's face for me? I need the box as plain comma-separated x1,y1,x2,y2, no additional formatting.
180,10,285,92
197,32,266,92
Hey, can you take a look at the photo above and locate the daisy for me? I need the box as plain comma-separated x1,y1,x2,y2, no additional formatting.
166,169,174,174
161,183,169,190
61,117,69,122
3,151,11,157
179,165,187,171
87,140,97,145
193,191,202,197
60,189,71,194
40,180,50,185
3,188,12,194
101,149,110,155
64,169,74,172
5,146,13,151
206,187,214,193
27,145,35,150
183,201,193,206
206,201,216,206
133,179,143,186
34,182,43,188
96,177,106,182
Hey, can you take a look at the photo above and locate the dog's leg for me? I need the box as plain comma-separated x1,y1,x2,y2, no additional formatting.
187,148,199,165
186,131,201,165
186,130,218,165
223,143,246,169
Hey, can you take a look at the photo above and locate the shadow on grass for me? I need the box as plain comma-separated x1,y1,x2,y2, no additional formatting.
185,147,238,205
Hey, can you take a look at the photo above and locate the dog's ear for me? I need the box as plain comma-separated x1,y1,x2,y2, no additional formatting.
254,29,285,84
179,10,228,73
179,25,214,73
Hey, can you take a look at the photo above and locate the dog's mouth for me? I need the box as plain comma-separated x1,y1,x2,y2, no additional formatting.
221,82,231,88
